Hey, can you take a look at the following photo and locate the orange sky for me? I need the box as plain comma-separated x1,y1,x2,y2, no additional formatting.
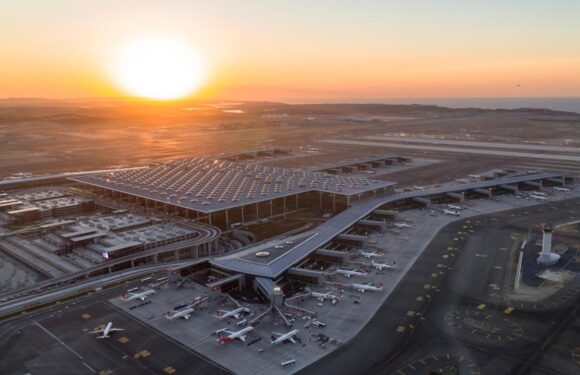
1,1,579,101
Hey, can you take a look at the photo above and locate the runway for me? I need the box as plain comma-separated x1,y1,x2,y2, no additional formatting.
320,139,580,163
299,198,580,375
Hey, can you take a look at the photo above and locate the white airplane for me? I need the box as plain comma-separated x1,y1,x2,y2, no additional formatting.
271,329,300,345
122,289,156,302
216,326,254,344
468,175,481,179
393,222,410,229
352,283,384,293
553,187,571,193
89,322,124,339
335,269,368,278
443,209,460,216
531,195,548,201
447,204,463,210
310,290,339,302
165,307,195,321
360,250,381,259
371,260,397,270
215,306,251,320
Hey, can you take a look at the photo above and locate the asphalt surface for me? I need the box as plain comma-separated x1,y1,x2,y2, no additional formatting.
0,280,231,375
299,197,580,375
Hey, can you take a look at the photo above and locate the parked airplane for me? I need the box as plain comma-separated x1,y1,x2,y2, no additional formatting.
553,187,571,193
360,250,381,259
216,326,254,344
371,260,397,270
271,329,300,345
447,204,463,210
310,290,339,303
393,222,410,229
89,322,124,339
352,283,384,293
122,289,156,302
335,269,368,278
443,209,460,216
165,307,195,321
215,306,251,320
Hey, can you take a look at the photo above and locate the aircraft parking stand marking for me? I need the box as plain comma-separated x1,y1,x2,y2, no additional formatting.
82,313,91,319
391,353,481,375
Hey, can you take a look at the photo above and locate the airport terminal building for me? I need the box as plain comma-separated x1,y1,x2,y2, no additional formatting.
72,158,396,230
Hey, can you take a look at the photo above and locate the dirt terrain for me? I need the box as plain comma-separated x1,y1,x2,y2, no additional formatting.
1,99,579,184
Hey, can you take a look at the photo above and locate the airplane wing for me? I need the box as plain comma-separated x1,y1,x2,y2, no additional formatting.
89,329,105,334
109,328,124,332
271,332,283,337
239,335,246,342
289,337,296,344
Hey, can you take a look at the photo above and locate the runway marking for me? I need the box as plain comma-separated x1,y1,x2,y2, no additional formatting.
477,304,486,310
416,296,424,302
82,313,91,319
396,326,406,333
406,311,415,317
475,253,487,258
34,321,96,373
163,366,176,374
494,266,503,270
118,336,130,343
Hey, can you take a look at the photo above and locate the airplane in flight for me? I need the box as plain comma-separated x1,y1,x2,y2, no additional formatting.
447,204,463,210
122,289,156,302
89,322,124,339
335,268,368,278
166,307,195,321
393,222,410,229
215,326,254,344
271,329,300,345
215,306,251,320
371,260,397,270
352,283,384,293
310,290,339,303
443,209,460,216
360,250,381,259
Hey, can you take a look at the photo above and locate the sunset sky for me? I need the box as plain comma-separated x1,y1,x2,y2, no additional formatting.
1,0,579,101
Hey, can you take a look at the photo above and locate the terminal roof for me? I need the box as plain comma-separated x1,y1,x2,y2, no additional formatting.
72,158,395,213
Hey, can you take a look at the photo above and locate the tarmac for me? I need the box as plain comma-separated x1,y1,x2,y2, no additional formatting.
300,195,580,375
0,284,230,375
110,187,580,374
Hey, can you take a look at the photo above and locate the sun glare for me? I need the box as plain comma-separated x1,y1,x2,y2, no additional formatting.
111,36,206,100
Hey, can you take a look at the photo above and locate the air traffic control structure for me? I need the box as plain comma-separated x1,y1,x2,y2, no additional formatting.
72,158,396,230
165,171,572,307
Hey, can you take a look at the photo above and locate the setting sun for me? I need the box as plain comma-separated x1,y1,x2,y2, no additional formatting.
110,36,206,100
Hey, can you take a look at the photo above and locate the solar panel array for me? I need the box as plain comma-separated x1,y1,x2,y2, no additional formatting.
74,158,394,212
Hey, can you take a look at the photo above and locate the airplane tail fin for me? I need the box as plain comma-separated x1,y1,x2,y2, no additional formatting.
218,335,232,344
